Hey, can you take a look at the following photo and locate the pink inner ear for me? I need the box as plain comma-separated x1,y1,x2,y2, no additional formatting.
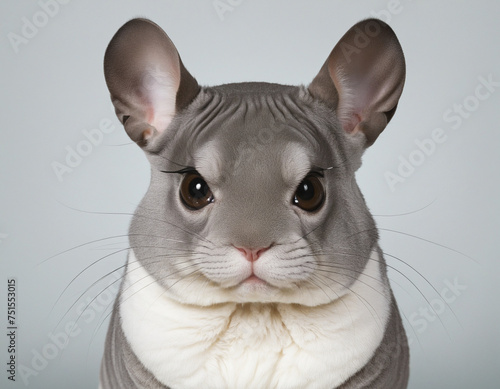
320,19,405,144
343,113,362,134
105,18,200,145
142,127,155,140
143,65,180,133
146,107,155,126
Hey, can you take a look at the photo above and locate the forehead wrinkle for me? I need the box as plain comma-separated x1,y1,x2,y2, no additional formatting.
175,85,335,187
280,102,325,150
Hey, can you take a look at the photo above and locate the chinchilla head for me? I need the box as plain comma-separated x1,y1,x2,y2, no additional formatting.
103,18,405,306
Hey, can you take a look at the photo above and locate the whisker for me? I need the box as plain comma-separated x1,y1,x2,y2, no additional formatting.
382,251,462,328
88,266,202,347
49,245,208,318
304,249,452,338
39,234,131,265
306,273,363,329
54,199,215,246
306,266,387,330
48,247,132,317
303,262,420,343
372,198,436,218
51,250,201,330
312,261,414,299
292,224,323,244
379,228,477,264
38,232,207,266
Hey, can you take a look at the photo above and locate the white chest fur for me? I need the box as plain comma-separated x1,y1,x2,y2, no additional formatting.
119,250,390,389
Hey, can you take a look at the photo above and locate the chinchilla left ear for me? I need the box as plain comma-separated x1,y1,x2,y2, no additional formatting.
104,18,200,147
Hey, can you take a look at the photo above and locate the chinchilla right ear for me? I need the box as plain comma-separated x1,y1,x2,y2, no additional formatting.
104,18,200,147
308,19,406,147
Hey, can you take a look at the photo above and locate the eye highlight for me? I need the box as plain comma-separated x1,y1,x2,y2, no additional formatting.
292,175,325,212
179,172,214,210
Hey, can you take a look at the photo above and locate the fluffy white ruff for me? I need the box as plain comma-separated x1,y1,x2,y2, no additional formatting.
119,250,390,389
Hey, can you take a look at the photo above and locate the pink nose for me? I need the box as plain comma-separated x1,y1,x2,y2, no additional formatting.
235,246,271,262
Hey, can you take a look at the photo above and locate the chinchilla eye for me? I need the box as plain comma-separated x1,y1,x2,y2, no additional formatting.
292,175,325,212
179,172,214,210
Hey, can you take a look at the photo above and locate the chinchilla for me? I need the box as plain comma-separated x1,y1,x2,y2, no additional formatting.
100,17,408,389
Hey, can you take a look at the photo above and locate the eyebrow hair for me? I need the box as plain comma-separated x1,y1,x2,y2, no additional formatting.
160,165,335,176
311,165,335,173
160,167,197,174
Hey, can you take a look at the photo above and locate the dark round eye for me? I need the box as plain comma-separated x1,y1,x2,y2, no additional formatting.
292,175,325,212
180,172,214,210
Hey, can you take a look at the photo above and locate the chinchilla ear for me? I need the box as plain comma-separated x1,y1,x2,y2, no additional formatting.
104,18,200,147
308,19,405,147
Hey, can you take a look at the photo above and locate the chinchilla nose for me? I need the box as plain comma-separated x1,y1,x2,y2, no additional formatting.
234,245,272,262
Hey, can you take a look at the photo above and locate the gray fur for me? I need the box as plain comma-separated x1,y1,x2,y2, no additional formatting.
101,17,409,388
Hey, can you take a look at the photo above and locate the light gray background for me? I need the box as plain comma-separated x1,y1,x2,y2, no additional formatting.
1,1,499,388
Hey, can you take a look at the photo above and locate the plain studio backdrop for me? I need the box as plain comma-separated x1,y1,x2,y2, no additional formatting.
1,1,499,388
